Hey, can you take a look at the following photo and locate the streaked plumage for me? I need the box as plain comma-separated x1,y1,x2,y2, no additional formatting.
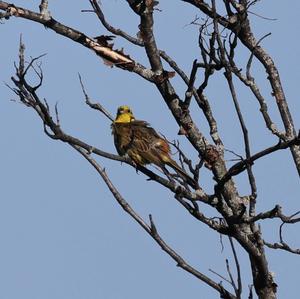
111,105,195,186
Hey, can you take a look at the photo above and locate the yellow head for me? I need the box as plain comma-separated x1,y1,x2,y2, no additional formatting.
114,105,135,123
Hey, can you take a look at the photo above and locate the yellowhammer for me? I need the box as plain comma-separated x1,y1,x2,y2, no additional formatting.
112,105,196,186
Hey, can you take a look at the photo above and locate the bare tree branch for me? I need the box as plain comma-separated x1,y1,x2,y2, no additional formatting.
217,135,300,189
78,73,114,122
229,237,242,298
89,0,144,46
264,241,300,255
71,144,237,299
0,1,156,82
3,1,299,298
182,0,300,176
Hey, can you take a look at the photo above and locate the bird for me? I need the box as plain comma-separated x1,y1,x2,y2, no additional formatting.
111,105,196,186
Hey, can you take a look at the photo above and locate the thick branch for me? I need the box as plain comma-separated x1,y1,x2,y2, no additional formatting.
0,1,156,82
160,50,223,146
183,0,300,176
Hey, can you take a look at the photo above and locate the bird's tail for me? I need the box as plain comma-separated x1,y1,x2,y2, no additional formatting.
166,158,197,188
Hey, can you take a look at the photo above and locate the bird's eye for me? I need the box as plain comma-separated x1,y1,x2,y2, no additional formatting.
128,109,131,113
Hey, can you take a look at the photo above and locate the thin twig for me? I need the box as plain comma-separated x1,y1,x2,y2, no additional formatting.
225,259,238,293
211,0,257,216
264,241,300,255
78,73,114,121
89,0,144,46
184,59,198,107
216,128,300,190
209,268,232,285
248,11,277,21
246,33,271,80
229,237,242,297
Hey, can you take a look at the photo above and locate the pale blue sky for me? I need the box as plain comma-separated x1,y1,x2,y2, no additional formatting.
1,1,300,298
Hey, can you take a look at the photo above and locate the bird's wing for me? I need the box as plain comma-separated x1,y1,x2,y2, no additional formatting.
130,121,166,153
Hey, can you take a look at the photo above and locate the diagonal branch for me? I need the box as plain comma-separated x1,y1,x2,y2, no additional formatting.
0,1,156,82
263,209,300,255
248,205,300,224
264,241,300,255
160,50,223,147
89,0,144,46
210,0,257,217
229,58,285,140
135,0,163,72
9,46,196,197
72,144,236,299
229,237,242,298
182,0,300,176
78,73,114,122
217,135,300,188
89,0,222,148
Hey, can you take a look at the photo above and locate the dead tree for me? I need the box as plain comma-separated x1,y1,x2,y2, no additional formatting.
1,1,299,299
